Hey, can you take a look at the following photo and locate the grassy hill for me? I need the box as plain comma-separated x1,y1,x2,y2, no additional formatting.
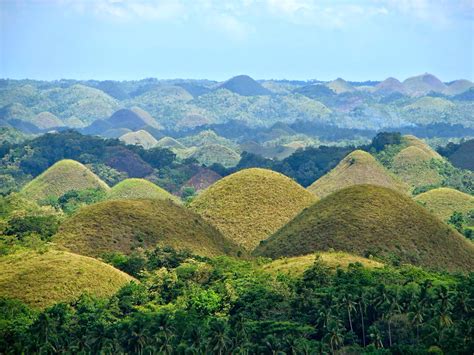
254,185,474,272
130,106,163,129
119,130,158,149
374,77,406,95
262,252,383,276
414,187,474,222
444,139,474,171
189,168,317,251
190,144,241,168
0,249,134,309
54,199,240,258
218,75,271,96
21,159,109,201
183,168,221,192
326,78,355,94
106,108,150,130
445,79,474,95
156,136,186,149
308,150,408,198
32,112,64,129
391,146,444,189
403,135,443,159
107,178,180,203
402,73,447,96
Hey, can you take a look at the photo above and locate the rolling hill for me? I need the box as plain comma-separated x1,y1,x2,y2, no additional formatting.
130,106,163,129
0,250,134,309
156,136,186,149
445,79,474,95
119,130,158,149
106,108,152,131
183,168,222,192
189,168,317,251
31,112,64,129
218,75,271,96
374,77,406,95
190,144,241,168
262,252,383,276
402,73,447,96
326,78,355,94
254,185,474,272
414,187,474,222
21,159,109,201
107,178,180,203
308,150,408,198
443,139,474,171
53,199,240,258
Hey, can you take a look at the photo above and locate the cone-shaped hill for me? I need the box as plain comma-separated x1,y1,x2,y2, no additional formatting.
218,75,271,96
156,136,186,149
21,159,109,202
189,168,317,251
254,185,474,272
414,188,474,222
391,136,445,189
308,150,408,198
0,250,134,309
119,130,158,149
262,252,383,276
107,178,180,203
53,199,240,258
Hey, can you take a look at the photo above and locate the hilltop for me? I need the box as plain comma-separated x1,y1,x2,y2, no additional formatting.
31,112,64,129
54,199,240,258
21,159,109,201
130,106,163,129
254,185,474,272
190,144,241,168
403,73,447,96
262,252,383,276
308,150,408,198
107,178,180,203
326,78,355,94
119,130,158,149
374,77,406,95
106,108,153,130
218,75,271,96
414,187,474,222
0,250,133,309
189,168,317,251
156,136,186,149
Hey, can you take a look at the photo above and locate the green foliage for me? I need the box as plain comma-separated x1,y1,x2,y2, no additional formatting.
4,215,59,240
42,188,107,215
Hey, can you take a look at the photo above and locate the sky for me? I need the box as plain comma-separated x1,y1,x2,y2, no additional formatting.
1,0,473,82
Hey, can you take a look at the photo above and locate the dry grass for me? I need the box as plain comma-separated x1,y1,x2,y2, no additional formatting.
53,199,240,258
21,159,109,202
0,249,134,309
414,187,474,222
262,252,383,276
107,178,180,203
308,150,409,198
190,168,317,251
119,130,158,149
254,184,474,272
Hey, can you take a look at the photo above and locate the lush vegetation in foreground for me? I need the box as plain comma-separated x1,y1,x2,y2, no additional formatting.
1,249,473,354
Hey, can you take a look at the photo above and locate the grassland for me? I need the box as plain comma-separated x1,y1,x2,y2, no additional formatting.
119,130,158,149
308,150,409,198
414,187,474,222
54,199,240,258
262,251,383,276
190,144,241,168
107,178,180,203
254,185,474,272
21,159,110,202
190,168,317,251
0,249,134,309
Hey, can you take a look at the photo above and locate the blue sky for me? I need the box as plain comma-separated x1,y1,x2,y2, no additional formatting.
1,0,473,81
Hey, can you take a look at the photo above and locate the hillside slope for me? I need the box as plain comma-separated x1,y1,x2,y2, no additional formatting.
21,159,109,201
308,150,408,198
107,178,180,203
414,187,474,222
0,250,134,309
54,199,240,258
190,168,317,250
254,185,474,272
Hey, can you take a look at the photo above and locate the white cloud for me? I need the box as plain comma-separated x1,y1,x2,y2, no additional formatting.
209,13,253,40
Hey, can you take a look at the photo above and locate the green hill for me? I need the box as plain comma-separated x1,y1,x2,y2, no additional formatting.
53,199,240,258
21,159,109,202
218,75,271,96
414,187,474,222
130,106,163,129
308,150,408,198
156,136,186,149
326,78,355,94
119,130,158,149
107,178,180,203
444,139,474,171
0,249,134,309
190,144,241,168
254,185,474,272
32,112,64,129
262,252,383,276
189,168,317,251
